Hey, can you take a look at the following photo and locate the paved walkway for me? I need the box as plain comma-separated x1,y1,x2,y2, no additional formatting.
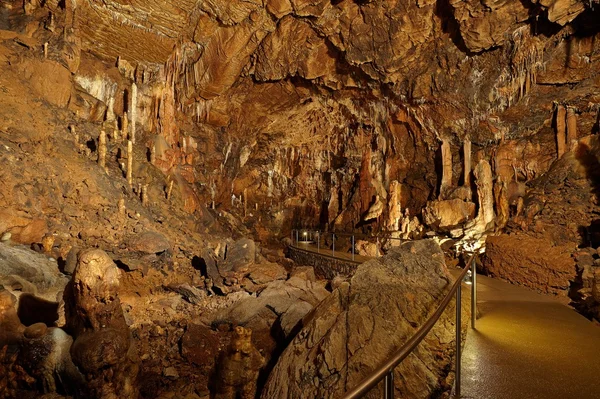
461,274,600,399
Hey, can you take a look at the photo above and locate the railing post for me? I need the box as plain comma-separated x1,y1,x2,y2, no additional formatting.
384,371,394,399
471,261,476,330
296,230,299,245
455,284,462,399
317,231,320,253
291,230,293,244
332,233,335,257
352,235,355,261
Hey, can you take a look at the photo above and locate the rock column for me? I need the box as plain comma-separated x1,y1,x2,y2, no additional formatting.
556,105,567,158
463,137,471,186
567,106,577,151
440,139,452,197
64,249,139,399
474,159,495,228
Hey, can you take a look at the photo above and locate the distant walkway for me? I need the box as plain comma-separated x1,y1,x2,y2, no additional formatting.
291,241,372,264
461,275,600,399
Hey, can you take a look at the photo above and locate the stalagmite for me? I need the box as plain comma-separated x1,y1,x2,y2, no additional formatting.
440,139,452,197
106,96,116,122
130,83,137,143
494,176,509,230
118,198,126,215
122,112,129,143
127,140,133,187
474,160,495,228
43,42,48,59
113,119,120,142
556,105,566,158
98,130,107,171
400,208,411,239
387,181,402,231
363,195,383,222
462,159,495,243
463,137,471,186
516,196,524,218
150,142,156,164
267,170,274,197
166,180,174,200
243,188,248,217
141,184,148,206
567,107,578,151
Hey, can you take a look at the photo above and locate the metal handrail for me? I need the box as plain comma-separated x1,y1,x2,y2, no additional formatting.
341,254,477,399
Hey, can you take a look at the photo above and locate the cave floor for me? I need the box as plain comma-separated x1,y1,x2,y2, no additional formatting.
461,274,600,399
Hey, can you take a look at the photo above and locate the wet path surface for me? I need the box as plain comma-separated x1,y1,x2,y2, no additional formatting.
461,274,600,399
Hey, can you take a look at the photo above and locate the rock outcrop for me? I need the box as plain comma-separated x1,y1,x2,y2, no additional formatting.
482,234,576,295
261,240,465,399
64,249,139,399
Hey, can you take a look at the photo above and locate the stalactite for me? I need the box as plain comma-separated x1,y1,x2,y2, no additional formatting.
130,83,137,144
556,105,567,158
127,140,133,187
567,107,578,151
98,130,107,171
440,139,452,197
463,137,471,186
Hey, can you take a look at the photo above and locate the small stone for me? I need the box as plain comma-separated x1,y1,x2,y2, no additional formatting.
576,253,595,268
24,322,48,339
1,232,11,242
163,366,179,379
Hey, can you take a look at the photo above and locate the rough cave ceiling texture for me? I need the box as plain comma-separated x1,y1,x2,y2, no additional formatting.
17,0,600,238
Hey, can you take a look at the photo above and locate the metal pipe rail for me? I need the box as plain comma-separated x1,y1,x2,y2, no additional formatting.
290,229,403,260
341,254,477,399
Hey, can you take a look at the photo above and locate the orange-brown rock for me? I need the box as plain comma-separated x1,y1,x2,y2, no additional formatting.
483,234,576,295
0,210,48,245
18,59,72,108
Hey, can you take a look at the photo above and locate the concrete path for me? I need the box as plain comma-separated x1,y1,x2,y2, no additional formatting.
461,274,600,399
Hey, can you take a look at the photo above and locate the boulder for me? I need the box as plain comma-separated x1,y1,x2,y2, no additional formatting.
126,231,171,254
422,199,476,230
261,240,463,399
220,238,256,273
213,272,330,358
0,243,67,295
0,288,25,349
0,209,48,245
17,327,83,395
482,234,576,295
246,262,287,285
180,323,221,373
355,240,378,257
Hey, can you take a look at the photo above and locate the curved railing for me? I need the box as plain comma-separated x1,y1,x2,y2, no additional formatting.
342,254,477,399
290,229,402,260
